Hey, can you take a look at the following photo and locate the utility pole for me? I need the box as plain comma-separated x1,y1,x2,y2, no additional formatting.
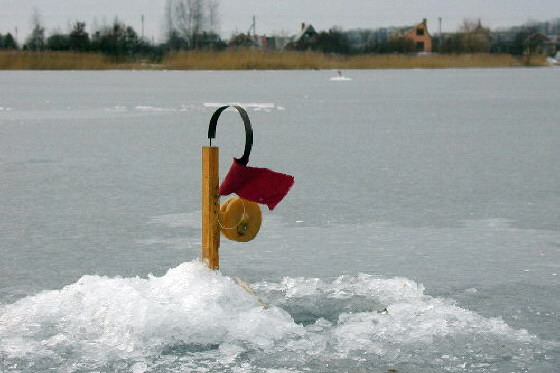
141,14,145,40
248,15,256,44
15,26,18,44
438,17,442,52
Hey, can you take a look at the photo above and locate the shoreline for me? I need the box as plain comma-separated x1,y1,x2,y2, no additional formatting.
0,51,547,71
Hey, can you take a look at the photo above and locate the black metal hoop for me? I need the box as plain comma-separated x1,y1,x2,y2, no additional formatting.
207,105,253,166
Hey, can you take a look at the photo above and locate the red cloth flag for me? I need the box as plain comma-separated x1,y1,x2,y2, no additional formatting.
219,158,294,210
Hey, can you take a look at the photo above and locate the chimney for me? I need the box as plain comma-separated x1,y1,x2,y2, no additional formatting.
301,22,305,31
423,18,427,25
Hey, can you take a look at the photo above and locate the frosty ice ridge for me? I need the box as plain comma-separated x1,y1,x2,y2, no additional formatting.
0,260,554,372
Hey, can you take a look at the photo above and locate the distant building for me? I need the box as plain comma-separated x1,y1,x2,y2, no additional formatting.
403,19,432,53
525,32,556,55
255,35,267,49
282,23,319,51
548,34,560,46
292,23,318,44
265,36,291,51
386,19,432,53
490,30,517,53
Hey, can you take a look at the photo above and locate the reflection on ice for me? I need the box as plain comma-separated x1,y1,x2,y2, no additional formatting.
203,102,284,111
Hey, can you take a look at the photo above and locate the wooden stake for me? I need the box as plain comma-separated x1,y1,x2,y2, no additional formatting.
202,146,220,269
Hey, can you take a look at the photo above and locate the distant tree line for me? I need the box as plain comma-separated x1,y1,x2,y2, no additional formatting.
2,6,558,59
0,33,18,50
286,27,352,54
17,12,166,61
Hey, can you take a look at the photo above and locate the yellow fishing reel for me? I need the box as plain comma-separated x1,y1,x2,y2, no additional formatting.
219,197,262,242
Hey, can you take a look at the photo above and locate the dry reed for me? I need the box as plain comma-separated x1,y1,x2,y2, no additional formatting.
0,50,546,71
0,51,148,70
163,50,545,70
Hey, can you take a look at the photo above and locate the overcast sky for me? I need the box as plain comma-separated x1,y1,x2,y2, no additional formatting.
1,0,559,43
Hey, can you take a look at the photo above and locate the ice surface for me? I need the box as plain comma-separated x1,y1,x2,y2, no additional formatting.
0,261,554,373
1,69,560,372
148,212,201,229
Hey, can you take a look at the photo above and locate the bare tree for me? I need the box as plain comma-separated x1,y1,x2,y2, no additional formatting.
460,18,490,53
164,0,175,39
178,0,204,47
207,0,220,34
164,0,220,49
26,8,46,51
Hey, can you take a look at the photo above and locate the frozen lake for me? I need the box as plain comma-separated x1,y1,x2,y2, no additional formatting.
1,69,559,372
